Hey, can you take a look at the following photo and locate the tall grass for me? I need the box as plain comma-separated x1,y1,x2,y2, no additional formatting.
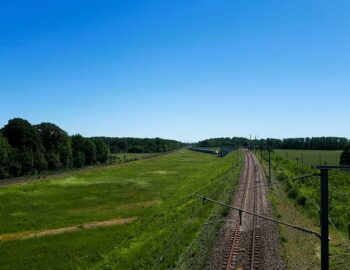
0,149,243,270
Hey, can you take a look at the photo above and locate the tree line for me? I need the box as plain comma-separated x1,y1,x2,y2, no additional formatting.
198,137,282,149
0,118,182,179
0,118,110,179
198,137,349,151
279,137,348,150
198,137,250,148
93,137,183,153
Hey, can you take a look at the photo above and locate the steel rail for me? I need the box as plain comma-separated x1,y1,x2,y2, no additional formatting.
196,194,321,238
225,151,251,270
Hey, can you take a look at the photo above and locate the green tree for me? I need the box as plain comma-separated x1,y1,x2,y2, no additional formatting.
84,138,96,165
36,122,72,170
340,145,350,165
71,135,86,168
2,118,47,176
0,132,12,178
92,138,109,163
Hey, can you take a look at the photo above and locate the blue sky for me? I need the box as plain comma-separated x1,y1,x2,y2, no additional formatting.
1,0,349,142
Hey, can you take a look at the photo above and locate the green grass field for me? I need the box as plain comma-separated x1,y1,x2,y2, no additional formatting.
0,149,243,270
275,149,342,166
110,152,161,164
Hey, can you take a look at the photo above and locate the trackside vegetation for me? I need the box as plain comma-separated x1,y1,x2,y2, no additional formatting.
0,149,243,270
261,151,350,269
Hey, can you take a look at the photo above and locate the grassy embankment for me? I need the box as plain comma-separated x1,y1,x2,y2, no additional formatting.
109,153,161,164
260,151,349,269
275,149,342,166
0,149,243,270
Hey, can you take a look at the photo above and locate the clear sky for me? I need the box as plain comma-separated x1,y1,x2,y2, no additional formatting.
1,0,349,142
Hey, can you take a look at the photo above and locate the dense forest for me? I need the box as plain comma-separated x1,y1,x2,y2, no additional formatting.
198,137,349,150
0,118,182,179
92,137,183,153
198,137,283,149
198,137,250,148
280,137,349,150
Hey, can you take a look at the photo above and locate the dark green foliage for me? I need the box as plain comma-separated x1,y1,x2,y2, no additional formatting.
281,137,348,150
339,145,350,165
198,137,250,148
92,138,110,163
296,194,307,206
71,135,97,167
0,118,181,179
93,137,183,153
0,132,12,178
198,137,283,149
83,138,96,165
71,135,87,167
199,137,349,150
2,118,47,176
36,122,72,170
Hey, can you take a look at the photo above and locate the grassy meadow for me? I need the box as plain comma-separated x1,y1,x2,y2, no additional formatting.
0,149,243,270
274,149,342,166
109,152,161,164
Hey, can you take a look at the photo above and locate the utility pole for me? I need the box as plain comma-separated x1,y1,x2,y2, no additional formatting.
320,168,329,270
254,135,258,153
269,148,271,185
250,134,252,150
316,165,350,270
268,139,271,185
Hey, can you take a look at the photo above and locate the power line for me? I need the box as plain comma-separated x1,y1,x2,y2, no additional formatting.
293,172,350,252
206,173,318,197
328,217,350,250
155,162,243,266
196,195,320,238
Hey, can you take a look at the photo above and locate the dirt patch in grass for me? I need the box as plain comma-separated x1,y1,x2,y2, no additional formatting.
0,217,137,242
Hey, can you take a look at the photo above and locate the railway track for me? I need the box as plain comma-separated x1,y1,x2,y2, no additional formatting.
224,150,262,270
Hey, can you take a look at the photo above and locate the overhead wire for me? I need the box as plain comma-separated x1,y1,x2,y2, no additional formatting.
278,161,350,256
155,158,243,267
301,174,350,252
328,217,350,250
